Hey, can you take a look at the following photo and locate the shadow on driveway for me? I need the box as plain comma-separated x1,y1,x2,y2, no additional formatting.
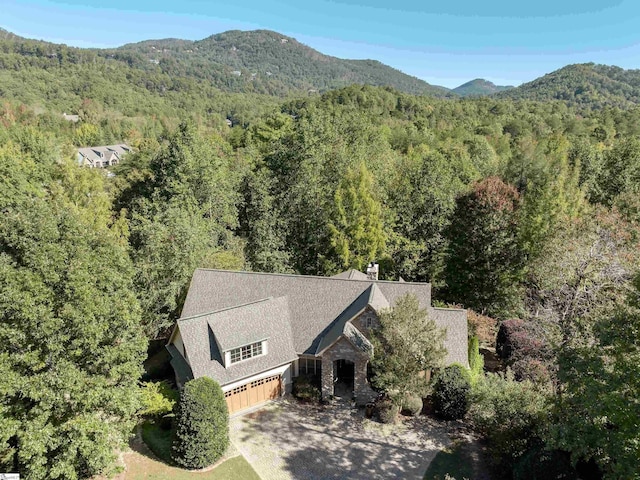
230,399,451,480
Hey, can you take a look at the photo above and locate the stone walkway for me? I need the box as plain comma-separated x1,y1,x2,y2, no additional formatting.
229,398,451,480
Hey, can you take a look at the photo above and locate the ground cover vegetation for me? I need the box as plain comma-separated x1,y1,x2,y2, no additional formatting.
1,30,639,479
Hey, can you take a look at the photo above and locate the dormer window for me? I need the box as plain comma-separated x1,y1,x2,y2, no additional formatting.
229,341,264,365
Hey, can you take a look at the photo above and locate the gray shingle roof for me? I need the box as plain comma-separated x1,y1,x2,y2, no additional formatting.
332,269,370,280
77,144,132,164
205,299,274,352
176,296,297,386
180,269,433,355
429,307,469,367
343,322,373,354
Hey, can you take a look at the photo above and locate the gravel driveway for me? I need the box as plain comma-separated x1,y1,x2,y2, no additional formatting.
229,398,451,480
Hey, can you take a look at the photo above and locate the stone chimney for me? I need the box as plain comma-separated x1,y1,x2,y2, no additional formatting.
366,262,379,281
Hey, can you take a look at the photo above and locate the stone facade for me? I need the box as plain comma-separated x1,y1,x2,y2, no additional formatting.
351,307,380,340
320,336,377,405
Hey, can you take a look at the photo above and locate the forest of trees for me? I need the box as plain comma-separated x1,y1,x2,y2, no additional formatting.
0,29,639,480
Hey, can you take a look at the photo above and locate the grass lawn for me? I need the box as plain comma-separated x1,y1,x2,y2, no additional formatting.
127,421,260,480
124,453,260,480
141,422,174,464
423,441,475,480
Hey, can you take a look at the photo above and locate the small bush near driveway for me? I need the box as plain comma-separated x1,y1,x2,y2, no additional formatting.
375,397,399,424
172,377,229,469
401,393,423,417
432,364,471,420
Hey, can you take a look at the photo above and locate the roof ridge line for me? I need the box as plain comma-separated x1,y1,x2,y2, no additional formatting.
431,306,466,312
178,296,281,321
194,268,431,286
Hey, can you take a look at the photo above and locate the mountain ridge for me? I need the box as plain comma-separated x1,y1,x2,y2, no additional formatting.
497,63,640,109
453,78,514,97
108,29,452,97
1,28,640,109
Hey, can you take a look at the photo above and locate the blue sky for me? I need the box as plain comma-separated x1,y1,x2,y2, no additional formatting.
2,0,640,88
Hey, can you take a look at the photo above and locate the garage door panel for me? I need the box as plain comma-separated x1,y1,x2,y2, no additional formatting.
224,374,281,414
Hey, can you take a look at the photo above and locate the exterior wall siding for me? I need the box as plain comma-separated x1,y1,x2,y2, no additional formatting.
173,329,185,358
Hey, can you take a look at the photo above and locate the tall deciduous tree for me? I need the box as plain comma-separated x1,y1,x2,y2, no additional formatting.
443,177,525,318
525,209,638,351
0,146,146,479
552,275,640,479
598,138,640,206
117,123,245,337
239,166,292,273
387,145,469,283
371,294,447,400
328,162,386,272
518,135,584,259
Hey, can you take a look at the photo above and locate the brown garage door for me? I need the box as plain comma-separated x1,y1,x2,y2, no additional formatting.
224,374,281,414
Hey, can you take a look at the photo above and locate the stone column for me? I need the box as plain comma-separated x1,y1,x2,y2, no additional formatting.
321,356,334,400
354,358,376,405
354,358,365,397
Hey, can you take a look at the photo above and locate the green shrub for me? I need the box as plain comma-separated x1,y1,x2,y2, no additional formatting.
468,370,550,473
376,397,399,424
292,375,321,402
140,380,179,418
512,446,579,480
400,393,423,417
432,364,471,420
172,377,229,469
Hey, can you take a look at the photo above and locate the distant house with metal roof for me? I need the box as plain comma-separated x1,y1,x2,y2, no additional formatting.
167,264,468,415
77,144,132,168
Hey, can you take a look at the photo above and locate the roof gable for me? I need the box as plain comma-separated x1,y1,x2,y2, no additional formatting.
204,298,276,352
315,284,388,354
173,296,297,386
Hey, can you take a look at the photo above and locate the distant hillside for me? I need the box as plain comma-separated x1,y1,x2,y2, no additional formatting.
498,63,640,109
0,27,24,41
0,31,280,126
111,30,451,97
453,79,513,97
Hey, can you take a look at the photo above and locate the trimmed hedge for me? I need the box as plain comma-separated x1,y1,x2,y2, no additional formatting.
172,377,229,469
432,364,471,420
496,319,546,361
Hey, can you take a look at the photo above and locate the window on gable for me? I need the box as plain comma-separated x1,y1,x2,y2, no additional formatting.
364,316,374,329
229,341,263,364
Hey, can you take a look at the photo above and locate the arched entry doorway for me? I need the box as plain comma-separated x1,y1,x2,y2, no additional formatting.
333,359,355,398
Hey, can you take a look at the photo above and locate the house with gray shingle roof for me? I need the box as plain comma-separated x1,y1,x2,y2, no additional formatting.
77,144,132,168
167,264,468,414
